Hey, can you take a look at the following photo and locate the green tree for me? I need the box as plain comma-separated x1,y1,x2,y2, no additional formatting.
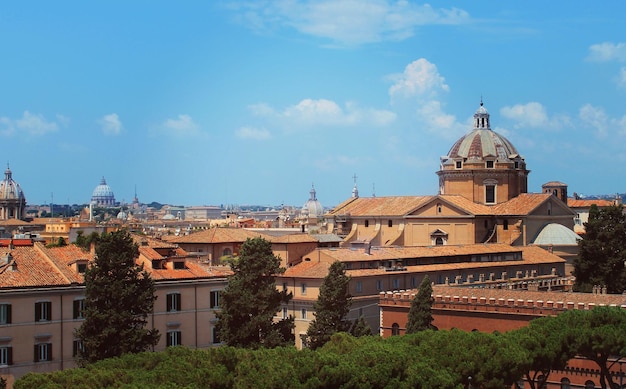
74,230,101,251
306,261,352,349
506,316,574,389
405,275,435,333
75,229,159,365
574,204,626,293
350,316,373,337
216,237,294,348
558,306,626,389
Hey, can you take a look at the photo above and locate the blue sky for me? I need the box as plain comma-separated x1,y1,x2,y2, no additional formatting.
1,1,625,208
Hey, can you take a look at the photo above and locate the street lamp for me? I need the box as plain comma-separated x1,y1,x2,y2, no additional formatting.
468,376,472,389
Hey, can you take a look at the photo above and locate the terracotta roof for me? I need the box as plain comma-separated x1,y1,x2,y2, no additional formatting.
270,234,318,244
169,227,272,244
0,219,32,226
39,243,93,284
492,193,553,215
327,196,433,217
567,199,616,208
283,260,332,278
438,195,493,215
0,245,71,288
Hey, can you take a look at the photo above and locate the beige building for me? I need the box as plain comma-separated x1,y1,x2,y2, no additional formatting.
0,235,230,386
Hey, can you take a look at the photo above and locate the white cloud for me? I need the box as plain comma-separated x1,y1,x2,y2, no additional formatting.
587,42,626,62
228,0,469,46
250,98,395,130
99,113,122,135
578,104,626,138
618,67,626,89
163,114,199,136
388,58,449,100
0,111,59,136
500,102,570,130
236,126,271,140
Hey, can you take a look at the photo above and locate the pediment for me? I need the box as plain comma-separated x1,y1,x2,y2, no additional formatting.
406,196,475,217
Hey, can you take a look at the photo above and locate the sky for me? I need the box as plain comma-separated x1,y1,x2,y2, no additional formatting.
1,1,626,208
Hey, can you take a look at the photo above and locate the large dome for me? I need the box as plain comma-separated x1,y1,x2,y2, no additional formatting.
91,177,116,207
0,166,25,201
302,185,324,218
446,103,520,162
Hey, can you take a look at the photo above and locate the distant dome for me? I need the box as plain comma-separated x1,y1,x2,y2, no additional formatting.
0,166,25,201
116,210,128,220
446,103,520,162
0,165,26,220
302,185,324,218
532,223,581,245
91,177,116,207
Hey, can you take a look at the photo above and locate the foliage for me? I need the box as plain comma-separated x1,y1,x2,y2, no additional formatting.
349,316,374,337
504,316,574,389
75,229,159,365
306,261,352,349
556,306,626,389
46,237,67,248
216,237,294,348
405,275,435,333
74,230,101,251
574,204,626,293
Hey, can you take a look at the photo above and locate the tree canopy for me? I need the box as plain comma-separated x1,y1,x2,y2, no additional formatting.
306,261,352,349
574,204,626,293
215,237,294,348
405,275,435,333
75,229,159,365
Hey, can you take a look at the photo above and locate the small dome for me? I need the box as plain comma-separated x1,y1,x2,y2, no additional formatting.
91,177,116,207
532,223,581,245
0,166,25,201
446,103,520,162
117,210,128,220
302,185,324,218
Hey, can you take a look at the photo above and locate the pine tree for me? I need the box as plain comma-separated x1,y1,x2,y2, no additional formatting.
216,237,294,348
350,316,373,337
75,229,159,365
574,204,626,293
306,261,352,349
405,275,435,334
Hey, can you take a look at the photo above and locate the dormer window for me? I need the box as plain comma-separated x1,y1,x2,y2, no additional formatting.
486,160,494,169
455,160,462,169
514,161,519,169
71,260,89,274
173,261,186,270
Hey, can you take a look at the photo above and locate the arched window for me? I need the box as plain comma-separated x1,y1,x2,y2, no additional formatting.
222,248,232,256
584,380,595,389
391,323,400,336
435,237,444,246
560,378,571,389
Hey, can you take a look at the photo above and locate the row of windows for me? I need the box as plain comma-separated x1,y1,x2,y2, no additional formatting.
0,291,223,326
363,220,393,228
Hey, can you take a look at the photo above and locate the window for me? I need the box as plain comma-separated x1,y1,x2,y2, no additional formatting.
376,280,384,291
503,220,509,230
0,303,11,324
212,327,221,344
411,277,417,288
166,331,182,347
355,281,362,293
282,282,287,291
222,248,232,256
388,220,392,227
73,299,85,320
210,290,220,309
514,161,519,169
173,261,185,269
364,220,369,228
166,293,181,312
560,378,571,389
0,346,12,366
77,263,87,273
437,204,442,214
301,283,307,295
435,237,444,246
393,278,400,290
72,339,84,357
391,323,400,336
486,160,494,169
485,185,495,204
301,308,307,319
455,160,462,169
35,301,51,322
34,343,52,362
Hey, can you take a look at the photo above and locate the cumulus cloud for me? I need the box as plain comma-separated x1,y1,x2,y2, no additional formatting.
228,0,469,46
388,58,449,100
163,114,199,136
0,111,59,136
99,113,122,135
250,98,396,130
587,42,626,62
577,104,626,138
500,102,570,130
236,126,271,140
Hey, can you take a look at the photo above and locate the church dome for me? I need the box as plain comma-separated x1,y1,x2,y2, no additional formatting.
446,102,520,162
0,166,25,201
302,185,324,218
91,177,116,207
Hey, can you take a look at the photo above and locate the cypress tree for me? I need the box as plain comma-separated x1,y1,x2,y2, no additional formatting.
405,275,435,334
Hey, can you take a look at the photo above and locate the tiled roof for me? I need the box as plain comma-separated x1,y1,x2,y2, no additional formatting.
567,199,616,208
282,260,332,278
39,243,93,284
438,195,493,215
492,193,552,215
0,245,71,288
169,227,272,244
327,196,433,217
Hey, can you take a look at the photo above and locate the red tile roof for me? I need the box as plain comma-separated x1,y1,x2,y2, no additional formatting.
169,227,272,244
567,199,616,208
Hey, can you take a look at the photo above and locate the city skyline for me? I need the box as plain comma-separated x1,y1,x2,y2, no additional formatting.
1,2,625,207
